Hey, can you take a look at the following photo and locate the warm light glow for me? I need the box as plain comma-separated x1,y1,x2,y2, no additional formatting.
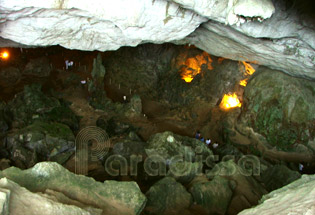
0,51,9,59
239,79,248,87
180,51,213,83
241,61,255,75
239,61,256,86
220,93,241,110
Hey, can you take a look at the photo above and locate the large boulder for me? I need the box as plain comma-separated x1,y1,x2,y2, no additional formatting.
23,57,52,77
206,160,267,215
144,177,192,215
238,175,315,215
0,67,21,85
189,175,233,215
97,116,138,137
0,102,12,137
241,67,315,151
0,178,101,215
8,84,79,131
167,161,203,184
0,162,147,215
145,131,213,162
260,164,301,192
6,121,75,167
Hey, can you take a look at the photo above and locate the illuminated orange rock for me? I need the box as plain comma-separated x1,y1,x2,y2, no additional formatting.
219,93,241,110
179,51,213,83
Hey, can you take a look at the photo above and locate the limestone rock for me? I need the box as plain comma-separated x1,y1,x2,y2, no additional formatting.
169,0,274,25
0,0,314,80
260,164,301,192
0,159,10,171
0,104,12,137
189,175,233,215
0,162,147,215
145,131,213,162
97,116,138,137
167,161,203,184
0,0,206,51
238,175,315,215
23,57,52,77
125,95,143,118
112,140,147,159
0,186,10,215
144,177,192,215
8,84,79,130
6,121,75,166
0,177,96,215
0,67,21,85
188,0,315,81
241,67,315,151
206,160,267,214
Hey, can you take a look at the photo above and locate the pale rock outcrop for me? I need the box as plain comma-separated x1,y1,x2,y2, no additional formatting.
188,19,315,80
0,0,314,79
238,174,315,215
169,0,275,25
0,186,10,215
0,162,147,215
0,0,206,51
0,177,101,215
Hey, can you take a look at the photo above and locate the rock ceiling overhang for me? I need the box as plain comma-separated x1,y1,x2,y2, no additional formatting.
0,0,314,79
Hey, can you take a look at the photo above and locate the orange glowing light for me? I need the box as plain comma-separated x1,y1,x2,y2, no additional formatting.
239,79,248,87
241,61,255,75
239,61,256,87
180,51,213,83
0,51,9,59
220,93,241,110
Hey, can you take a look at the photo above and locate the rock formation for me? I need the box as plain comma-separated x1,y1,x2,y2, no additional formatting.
0,0,314,79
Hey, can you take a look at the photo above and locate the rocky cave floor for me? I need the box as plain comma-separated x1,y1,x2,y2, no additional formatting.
0,44,314,215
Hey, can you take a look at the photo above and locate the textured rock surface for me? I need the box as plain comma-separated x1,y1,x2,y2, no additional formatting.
6,121,75,167
0,178,97,215
144,177,192,215
0,0,206,51
0,186,10,215
260,164,301,192
241,67,315,151
170,0,275,25
145,131,212,162
206,160,267,214
8,84,79,131
189,175,233,215
0,162,147,215
238,174,315,215
1,0,313,79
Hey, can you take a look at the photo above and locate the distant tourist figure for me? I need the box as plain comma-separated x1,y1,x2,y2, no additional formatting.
65,60,69,70
212,143,219,149
299,163,304,172
123,96,127,101
65,60,74,70
200,137,205,142
81,80,87,90
205,138,211,146
195,131,201,139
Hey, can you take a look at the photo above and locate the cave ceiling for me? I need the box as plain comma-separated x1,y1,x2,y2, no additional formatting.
0,0,314,79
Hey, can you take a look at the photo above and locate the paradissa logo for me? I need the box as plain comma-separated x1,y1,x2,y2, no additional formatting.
75,127,260,177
